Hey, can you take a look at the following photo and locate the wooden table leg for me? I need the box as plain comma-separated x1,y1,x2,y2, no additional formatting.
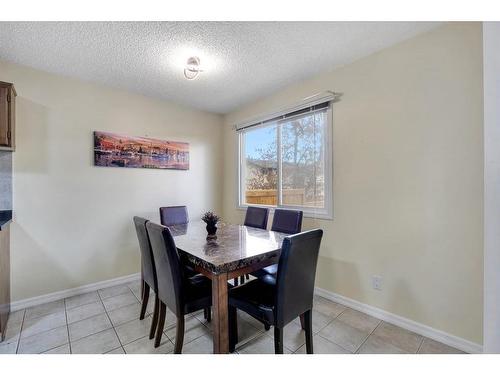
211,272,229,354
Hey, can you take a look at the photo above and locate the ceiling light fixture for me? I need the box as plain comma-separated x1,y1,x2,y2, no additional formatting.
183,56,203,80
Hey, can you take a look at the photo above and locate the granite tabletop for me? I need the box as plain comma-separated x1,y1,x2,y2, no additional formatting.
169,221,288,274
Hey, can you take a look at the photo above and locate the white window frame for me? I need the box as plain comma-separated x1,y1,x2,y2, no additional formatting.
236,104,334,220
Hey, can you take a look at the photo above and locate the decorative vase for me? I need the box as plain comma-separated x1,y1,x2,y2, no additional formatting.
206,222,217,237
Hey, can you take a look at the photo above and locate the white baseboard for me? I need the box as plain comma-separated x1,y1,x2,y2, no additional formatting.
314,286,483,354
10,273,141,312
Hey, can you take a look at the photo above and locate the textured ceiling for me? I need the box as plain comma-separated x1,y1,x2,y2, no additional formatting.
0,22,440,113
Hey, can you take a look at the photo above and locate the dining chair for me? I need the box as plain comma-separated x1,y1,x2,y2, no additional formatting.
235,206,270,286
228,229,323,354
252,209,304,281
133,216,160,341
159,205,189,227
159,205,203,295
243,206,269,230
146,221,214,352
271,209,303,234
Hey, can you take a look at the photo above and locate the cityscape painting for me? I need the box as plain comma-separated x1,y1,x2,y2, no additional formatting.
93,131,189,170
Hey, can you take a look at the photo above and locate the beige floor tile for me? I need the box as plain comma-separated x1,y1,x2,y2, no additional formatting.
98,284,133,300
128,282,142,300
295,334,349,354
21,310,67,338
264,322,306,352
65,292,100,310
2,319,22,345
71,328,121,354
123,335,174,354
372,322,423,353
25,300,65,320
418,338,464,354
236,318,263,345
158,307,177,330
7,309,25,325
337,308,380,334
236,310,266,330
192,309,208,322
5,285,449,356
145,293,157,315
199,311,262,348
199,311,256,339
102,291,138,312
0,340,18,354
127,279,141,290
238,333,292,354
43,343,71,354
68,313,112,342
67,301,105,324
357,335,406,354
114,316,153,345
166,316,210,345
105,347,125,354
18,326,68,354
318,320,368,353
292,309,336,333
181,334,213,354
313,296,347,318
108,302,143,327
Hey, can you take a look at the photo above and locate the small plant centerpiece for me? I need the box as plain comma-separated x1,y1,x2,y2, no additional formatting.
202,211,220,239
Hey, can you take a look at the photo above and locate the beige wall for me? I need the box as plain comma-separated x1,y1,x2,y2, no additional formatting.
222,23,484,344
0,60,224,301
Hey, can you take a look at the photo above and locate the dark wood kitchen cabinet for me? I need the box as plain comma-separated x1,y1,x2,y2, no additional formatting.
0,81,16,151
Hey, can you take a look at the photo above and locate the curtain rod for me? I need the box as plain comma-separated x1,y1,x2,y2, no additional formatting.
234,90,342,131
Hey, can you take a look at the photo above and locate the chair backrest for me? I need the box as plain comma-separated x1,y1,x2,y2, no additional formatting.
133,216,157,292
243,206,269,229
159,206,189,227
275,229,323,327
146,221,184,316
271,209,303,234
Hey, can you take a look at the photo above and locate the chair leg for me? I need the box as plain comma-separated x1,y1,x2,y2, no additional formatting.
264,323,271,331
299,313,305,330
174,316,185,354
274,327,284,354
245,274,250,280
140,281,150,320
205,307,211,322
229,306,238,353
239,275,245,284
149,295,159,339
304,310,313,354
233,277,239,286
154,302,166,348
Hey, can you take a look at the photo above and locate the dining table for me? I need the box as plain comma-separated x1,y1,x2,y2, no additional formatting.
169,221,288,354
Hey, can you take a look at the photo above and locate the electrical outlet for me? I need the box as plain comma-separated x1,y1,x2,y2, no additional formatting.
372,275,383,291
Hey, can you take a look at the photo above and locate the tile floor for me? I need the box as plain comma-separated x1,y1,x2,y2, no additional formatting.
0,279,465,354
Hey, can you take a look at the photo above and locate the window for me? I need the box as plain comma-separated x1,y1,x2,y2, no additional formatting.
238,101,333,219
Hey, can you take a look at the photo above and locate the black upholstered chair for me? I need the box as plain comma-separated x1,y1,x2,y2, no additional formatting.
159,205,202,284
159,205,189,227
146,221,214,352
228,229,323,354
236,207,270,286
252,209,304,281
243,206,269,230
133,216,160,341
271,209,303,234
